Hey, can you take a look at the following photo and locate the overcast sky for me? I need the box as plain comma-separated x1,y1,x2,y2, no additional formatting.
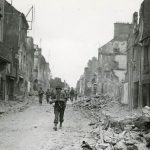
12,0,143,87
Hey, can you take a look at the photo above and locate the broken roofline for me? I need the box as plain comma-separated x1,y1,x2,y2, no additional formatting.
98,22,132,53
4,0,29,29
98,39,128,54
98,39,114,52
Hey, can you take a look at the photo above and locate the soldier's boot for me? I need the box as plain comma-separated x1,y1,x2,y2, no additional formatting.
53,123,57,131
59,122,63,129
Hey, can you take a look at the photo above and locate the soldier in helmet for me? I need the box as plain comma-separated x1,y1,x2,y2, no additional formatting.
70,87,75,102
45,89,51,103
38,87,44,105
50,86,68,131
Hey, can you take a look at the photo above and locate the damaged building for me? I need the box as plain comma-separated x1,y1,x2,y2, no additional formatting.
33,45,50,92
127,0,150,108
0,43,12,101
0,0,51,101
97,23,132,99
76,57,98,96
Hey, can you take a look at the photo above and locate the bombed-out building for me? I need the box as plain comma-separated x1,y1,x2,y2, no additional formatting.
127,0,150,108
97,23,132,100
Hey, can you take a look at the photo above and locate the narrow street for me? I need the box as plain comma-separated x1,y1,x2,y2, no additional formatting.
0,98,94,150
1,0,150,149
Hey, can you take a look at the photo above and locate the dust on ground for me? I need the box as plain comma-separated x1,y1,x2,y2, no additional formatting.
0,98,94,150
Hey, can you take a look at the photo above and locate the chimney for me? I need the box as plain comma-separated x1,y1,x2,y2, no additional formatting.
114,22,132,39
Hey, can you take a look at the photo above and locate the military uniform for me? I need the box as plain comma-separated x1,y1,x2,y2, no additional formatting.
38,88,44,105
50,89,56,99
46,89,51,103
53,91,67,125
70,88,75,102
50,87,67,130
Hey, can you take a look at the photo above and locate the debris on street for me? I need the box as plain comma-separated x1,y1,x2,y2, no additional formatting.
74,95,150,150
81,141,93,150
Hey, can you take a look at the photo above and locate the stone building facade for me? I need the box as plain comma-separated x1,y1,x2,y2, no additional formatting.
0,0,23,100
127,0,150,108
33,45,50,92
0,0,51,101
76,75,85,96
26,37,35,94
1,0,30,99
76,0,150,110
97,23,132,99
76,57,98,96
0,43,11,101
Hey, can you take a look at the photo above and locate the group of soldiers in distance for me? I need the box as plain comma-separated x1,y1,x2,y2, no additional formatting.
38,86,77,131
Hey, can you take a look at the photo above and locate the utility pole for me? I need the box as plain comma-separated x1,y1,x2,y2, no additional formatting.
26,6,34,30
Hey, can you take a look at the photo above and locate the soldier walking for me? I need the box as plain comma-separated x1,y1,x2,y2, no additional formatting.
38,87,44,105
45,89,51,103
50,88,56,99
70,87,75,102
50,86,68,131
74,90,78,101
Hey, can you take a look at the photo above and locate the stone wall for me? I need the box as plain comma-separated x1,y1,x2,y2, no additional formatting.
97,23,132,100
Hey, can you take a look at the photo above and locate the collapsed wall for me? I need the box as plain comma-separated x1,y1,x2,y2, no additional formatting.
97,23,132,101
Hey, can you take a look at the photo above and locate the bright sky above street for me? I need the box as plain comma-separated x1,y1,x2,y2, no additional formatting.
12,0,143,87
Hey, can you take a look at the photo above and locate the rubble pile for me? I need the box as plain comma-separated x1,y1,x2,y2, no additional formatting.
90,120,150,150
76,96,150,150
76,95,113,110
0,96,36,115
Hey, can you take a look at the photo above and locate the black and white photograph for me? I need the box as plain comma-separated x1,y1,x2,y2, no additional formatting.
0,0,150,149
